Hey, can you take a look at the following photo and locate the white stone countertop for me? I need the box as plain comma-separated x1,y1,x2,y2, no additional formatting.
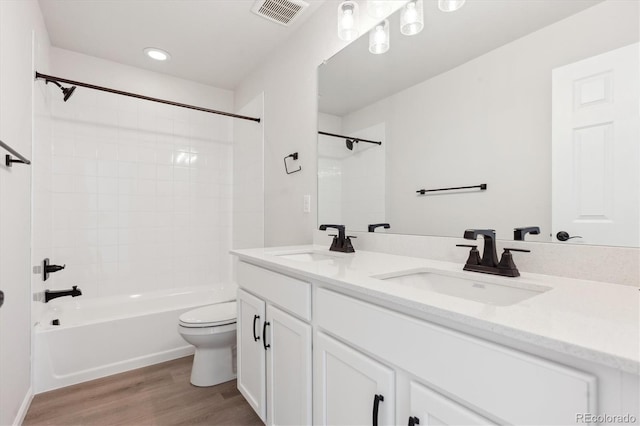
231,245,640,375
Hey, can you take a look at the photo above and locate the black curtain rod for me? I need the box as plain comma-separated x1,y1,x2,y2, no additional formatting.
318,131,382,145
35,72,261,123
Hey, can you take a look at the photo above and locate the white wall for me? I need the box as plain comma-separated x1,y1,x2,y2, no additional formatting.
0,1,50,424
31,48,235,299
235,0,404,246
338,0,639,239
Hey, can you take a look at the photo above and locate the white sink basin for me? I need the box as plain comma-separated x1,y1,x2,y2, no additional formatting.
273,250,345,262
377,270,551,306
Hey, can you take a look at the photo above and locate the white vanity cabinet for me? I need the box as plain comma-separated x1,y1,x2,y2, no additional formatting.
236,262,312,426
232,254,638,426
314,331,395,425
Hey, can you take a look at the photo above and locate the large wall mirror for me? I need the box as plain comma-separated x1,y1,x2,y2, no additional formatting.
317,0,639,247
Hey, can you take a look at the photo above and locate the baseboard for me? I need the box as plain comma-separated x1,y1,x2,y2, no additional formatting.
14,386,33,425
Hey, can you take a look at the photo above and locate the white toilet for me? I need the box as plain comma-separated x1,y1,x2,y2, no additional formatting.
178,301,237,387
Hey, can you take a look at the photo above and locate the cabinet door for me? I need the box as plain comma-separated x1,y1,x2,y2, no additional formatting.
408,381,497,426
314,331,395,426
265,305,312,426
237,289,266,422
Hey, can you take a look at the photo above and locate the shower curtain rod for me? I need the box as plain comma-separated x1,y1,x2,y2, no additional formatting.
35,72,261,123
318,131,382,145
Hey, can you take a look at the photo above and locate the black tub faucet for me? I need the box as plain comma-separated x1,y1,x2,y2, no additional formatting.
514,226,540,241
45,286,82,303
319,224,355,253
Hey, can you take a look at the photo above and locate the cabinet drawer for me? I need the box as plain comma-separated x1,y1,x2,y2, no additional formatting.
237,261,311,321
316,288,596,425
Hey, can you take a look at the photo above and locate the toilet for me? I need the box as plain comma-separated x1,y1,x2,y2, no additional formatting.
178,301,237,387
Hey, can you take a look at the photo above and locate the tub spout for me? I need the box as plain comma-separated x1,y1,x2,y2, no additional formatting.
44,286,82,303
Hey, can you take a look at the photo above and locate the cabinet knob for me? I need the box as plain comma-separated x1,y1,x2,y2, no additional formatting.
262,321,271,350
372,394,384,426
252,315,260,341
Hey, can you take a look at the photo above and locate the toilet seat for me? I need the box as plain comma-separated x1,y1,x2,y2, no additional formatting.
179,301,237,328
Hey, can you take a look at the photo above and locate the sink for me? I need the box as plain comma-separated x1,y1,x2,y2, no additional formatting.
377,270,551,306
273,250,345,262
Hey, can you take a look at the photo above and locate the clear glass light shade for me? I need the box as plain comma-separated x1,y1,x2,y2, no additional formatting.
367,1,392,19
400,0,424,36
369,19,390,54
438,0,466,12
338,1,360,41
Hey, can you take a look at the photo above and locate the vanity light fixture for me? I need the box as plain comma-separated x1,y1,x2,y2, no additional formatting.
438,0,466,12
400,0,424,35
143,47,171,61
338,1,360,41
369,19,390,54
366,0,392,19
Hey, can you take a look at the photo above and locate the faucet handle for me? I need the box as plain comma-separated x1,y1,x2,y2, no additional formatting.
497,248,530,277
456,244,481,266
346,235,357,239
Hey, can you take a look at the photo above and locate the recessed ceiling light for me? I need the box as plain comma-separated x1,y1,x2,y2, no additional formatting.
143,47,171,61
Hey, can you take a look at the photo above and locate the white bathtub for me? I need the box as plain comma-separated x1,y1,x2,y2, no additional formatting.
34,284,236,393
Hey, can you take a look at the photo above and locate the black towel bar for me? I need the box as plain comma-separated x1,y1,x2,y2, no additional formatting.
416,184,486,195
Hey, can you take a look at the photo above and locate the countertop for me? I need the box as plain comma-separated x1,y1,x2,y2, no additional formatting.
231,245,640,375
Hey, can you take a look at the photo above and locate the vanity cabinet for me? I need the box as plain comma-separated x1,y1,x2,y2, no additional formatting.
314,331,395,425
233,256,637,426
236,262,312,426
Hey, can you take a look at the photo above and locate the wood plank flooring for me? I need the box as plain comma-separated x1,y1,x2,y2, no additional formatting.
23,356,263,426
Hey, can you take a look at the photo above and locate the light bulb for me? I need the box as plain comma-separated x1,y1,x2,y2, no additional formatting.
338,1,360,41
143,47,171,61
400,0,424,36
369,19,390,54
438,0,466,12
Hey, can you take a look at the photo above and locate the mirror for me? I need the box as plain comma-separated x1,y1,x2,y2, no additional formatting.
318,0,639,247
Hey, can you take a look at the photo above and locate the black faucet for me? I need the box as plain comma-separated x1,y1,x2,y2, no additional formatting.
319,224,355,253
463,229,499,267
45,286,82,303
514,226,540,241
457,229,530,277
368,223,390,232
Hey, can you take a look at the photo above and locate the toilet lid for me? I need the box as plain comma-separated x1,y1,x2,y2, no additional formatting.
179,301,237,327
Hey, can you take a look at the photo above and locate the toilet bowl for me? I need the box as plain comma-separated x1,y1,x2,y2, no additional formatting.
178,301,237,387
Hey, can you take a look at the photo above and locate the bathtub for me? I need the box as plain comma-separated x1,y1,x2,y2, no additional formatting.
34,284,236,393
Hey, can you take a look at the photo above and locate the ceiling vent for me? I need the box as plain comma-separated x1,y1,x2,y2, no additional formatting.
251,0,309,26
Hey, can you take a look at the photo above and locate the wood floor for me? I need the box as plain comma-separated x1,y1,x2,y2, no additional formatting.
23,356,264,426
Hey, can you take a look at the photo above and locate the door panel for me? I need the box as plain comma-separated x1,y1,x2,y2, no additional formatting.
266,305,312,425
314,331,395,426
237,289,266,421
552,42,639,246
409,380,497,426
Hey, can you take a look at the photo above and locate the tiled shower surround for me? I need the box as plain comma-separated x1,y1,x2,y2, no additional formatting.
35,86,233,298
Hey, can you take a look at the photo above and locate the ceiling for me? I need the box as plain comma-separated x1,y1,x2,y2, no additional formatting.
319,0,602,116
38,0,326,90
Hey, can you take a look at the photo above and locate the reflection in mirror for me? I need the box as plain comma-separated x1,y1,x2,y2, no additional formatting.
318,0,639,247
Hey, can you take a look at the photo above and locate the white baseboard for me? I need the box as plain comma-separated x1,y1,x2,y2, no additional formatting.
14,387,33,426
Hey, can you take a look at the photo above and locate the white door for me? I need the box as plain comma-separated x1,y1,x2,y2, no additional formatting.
408,380,497,426
266,305,312,426
237,289,267,422
314,331,395,426
552,43,639,246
